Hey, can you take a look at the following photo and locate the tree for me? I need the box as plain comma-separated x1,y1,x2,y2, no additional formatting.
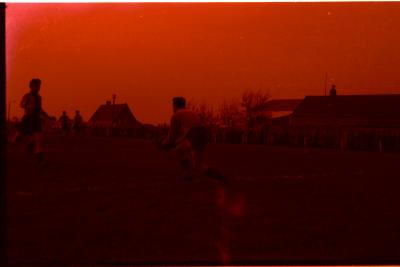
218,99,242,128
187,99,217,127
241,89,270,129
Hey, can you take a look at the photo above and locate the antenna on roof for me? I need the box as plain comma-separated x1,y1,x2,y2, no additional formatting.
324,72,328,96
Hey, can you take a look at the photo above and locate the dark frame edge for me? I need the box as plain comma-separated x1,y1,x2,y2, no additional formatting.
0,1,7,266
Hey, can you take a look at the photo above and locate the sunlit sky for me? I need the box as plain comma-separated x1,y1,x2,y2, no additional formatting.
6,2,400,124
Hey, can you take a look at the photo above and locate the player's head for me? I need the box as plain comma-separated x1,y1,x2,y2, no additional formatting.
29,78,41,94
62,110,67,115
75,110,80,115
172,97,186,112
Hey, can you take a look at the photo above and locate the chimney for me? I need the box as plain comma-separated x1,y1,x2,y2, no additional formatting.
112,94,116,105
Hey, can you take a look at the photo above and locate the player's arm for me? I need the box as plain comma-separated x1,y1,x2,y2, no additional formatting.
40,105,55,120
39,96,55,120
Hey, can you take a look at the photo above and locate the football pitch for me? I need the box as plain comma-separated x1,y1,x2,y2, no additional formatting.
6,136,400,264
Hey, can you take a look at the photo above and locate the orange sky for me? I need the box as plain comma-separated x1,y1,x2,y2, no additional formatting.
6,2,400,124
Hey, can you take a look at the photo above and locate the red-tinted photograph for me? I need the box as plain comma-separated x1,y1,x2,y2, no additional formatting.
5,2,400,265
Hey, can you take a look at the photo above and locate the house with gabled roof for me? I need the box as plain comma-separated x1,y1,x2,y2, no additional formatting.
291,94,400,128
89,101,140,127
88,100,160,138
287,94,400,151
88,99,158,138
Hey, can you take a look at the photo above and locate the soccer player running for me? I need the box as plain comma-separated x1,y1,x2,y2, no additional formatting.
59,111,71,136
72,110,84,136
160,96,226,183
12,78,55,165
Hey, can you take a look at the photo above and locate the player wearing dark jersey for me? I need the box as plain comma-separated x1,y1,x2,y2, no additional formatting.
12,79,54,165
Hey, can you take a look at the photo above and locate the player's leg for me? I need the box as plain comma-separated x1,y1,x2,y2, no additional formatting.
193,149,208,173
189,126,227,183
199,155,226,183
175,139,195,180
25,134,35,154
33,132,45,164
19,115,36,152
10,130,23,144
30,115,46,164
11,115,29,144
196,148,227,183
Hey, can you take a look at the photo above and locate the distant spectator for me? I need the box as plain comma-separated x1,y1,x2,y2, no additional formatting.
72,110,84,135
59,111,71,136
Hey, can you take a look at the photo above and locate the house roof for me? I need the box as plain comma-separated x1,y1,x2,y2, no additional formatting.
293,94,400,120
89,103,140,125
255,99,303,112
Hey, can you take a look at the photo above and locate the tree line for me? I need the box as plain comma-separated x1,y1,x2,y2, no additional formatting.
186,89,271,130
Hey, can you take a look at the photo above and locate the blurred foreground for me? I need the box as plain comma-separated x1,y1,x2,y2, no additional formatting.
6,136,400,264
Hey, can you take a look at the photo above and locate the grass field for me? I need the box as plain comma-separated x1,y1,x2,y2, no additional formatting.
6,135,400,264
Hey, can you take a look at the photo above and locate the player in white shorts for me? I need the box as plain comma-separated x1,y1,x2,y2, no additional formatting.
159,96,225,183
